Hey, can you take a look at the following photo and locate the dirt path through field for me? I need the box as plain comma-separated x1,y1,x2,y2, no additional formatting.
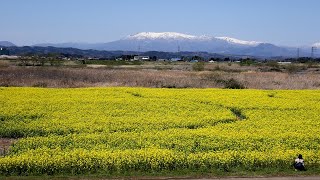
0,138,15,156
77,176,320,180
119,176,320,180
211,176,320,180
196,176,320,180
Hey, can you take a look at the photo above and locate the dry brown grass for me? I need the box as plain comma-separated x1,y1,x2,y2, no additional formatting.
0,60,10,68
1,65,320,89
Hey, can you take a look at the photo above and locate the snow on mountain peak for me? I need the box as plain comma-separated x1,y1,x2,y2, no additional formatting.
215,37,261,46
313,42,320,48
125,32,198,40
124,32,261,46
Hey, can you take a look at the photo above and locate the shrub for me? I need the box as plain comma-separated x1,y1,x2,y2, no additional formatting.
285,64,300,74
0,83,9,87
223,78,245,89
265,61,279,68
32,82,48,88
192,62,205,71
49,59,63,66
240,59,256,66
264,61,282,72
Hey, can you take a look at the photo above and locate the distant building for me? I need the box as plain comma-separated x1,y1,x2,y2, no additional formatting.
158,59,169,62
0,47,9,55
170,57,182,62
278,61,292,64
133,56,150,61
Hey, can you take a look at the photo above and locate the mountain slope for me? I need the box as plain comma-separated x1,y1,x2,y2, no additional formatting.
32,32,296,57
100,32,295,57
99,32,261,52
0,41,16,47
32,42,105,50
4,46,231,59
215,37,260,46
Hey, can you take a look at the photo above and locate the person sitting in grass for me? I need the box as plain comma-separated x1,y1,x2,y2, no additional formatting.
294,154,306,171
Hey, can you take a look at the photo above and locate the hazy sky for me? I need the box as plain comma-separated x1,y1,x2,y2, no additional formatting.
1,0,319,46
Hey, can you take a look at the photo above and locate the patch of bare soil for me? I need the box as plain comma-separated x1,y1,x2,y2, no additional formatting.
0,138,15,156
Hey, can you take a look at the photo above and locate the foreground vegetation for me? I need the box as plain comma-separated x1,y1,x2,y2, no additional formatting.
0,87,320,177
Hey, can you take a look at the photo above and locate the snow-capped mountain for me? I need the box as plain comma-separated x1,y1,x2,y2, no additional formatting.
97,32,294,56
313,42,320,48
215,37,261,46
123,32,259,46
125,32,201,40
32,32,297,57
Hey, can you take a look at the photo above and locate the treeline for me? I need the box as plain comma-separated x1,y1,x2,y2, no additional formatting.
2,46,320,63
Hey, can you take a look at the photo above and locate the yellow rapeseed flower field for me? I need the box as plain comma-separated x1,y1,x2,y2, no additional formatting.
0,87,319,175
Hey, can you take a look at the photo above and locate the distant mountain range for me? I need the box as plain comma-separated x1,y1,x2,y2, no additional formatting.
32,32,319,57
0,41,16,47
3,46,232,59
1,32,319,57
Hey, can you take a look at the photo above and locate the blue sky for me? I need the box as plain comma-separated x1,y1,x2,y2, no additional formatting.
1,0,319,46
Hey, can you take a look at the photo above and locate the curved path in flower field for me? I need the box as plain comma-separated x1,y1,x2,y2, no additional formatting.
198,176,320,180
129,176,320,180
84,176,320,180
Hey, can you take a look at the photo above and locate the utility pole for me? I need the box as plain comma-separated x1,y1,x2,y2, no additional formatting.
297,48,300,59
311,47,316,59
